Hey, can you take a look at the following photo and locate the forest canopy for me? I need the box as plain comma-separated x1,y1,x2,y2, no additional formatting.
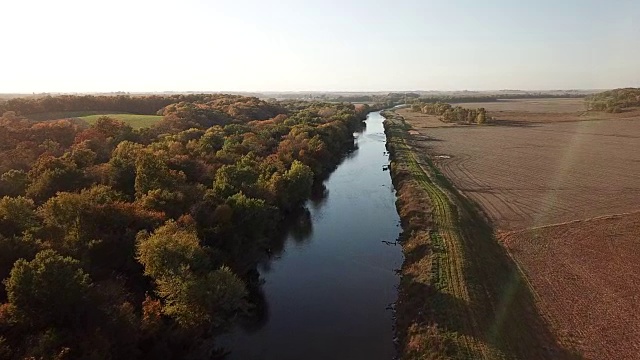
0,94,369,359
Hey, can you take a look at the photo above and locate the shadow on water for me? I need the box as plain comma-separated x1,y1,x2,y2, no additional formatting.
219,112,403,360
225,125,363,337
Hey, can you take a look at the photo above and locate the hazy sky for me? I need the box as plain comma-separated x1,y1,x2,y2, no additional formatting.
2,0,639,92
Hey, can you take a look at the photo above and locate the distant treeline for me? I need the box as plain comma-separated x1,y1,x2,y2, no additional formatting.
0,92,591,118
409,102,489,125
586,88,640,113
0,94,235,117
0,95,370,359
328,92,586,105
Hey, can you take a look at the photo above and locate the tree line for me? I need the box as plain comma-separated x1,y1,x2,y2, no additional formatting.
321,91,585,105
409,102,489,124
586,88,640,113
0,94,286,117
0,95,369,359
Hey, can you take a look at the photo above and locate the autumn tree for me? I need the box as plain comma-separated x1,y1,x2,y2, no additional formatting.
136,221,246,328
4,249,91,328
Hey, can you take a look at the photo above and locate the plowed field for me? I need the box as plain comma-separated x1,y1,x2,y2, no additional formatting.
400,99,640,359
502,212,640,360
414,116,640,230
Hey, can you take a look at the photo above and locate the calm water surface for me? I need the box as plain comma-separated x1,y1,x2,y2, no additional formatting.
223,111,403,360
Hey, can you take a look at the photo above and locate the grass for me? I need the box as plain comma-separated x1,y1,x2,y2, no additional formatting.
79,114,163,129
383,110,581,360
27,111,163,129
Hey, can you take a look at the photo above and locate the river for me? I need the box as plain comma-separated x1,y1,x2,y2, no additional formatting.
222,111,403,359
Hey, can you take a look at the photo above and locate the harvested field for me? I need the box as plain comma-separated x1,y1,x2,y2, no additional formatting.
456,98,640,124
408,118,640,230
501,212,640,360
395,108,455,129
457,98,588,114
396,99,640,359
384,113,575,360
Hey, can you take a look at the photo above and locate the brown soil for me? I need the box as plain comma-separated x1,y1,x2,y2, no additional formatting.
457,98,640,125
407,117,640,231
397,99,640,359
501,212,640,360
396,108,456,129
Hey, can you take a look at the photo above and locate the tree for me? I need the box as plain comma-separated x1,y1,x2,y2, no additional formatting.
0,196,39,238
108,141,144,197
225,192,275,242
4,250,91,328
0,170,28,197
26,155,85,202
136,220,210,279
155,267,246,328
476,108,487,124
136,221,246,328
134,151,186,198
0,234,38,299
282,160,314,207
212,156,261,199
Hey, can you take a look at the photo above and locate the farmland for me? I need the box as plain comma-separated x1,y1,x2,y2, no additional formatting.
393,98,640,359
384,113,573,359
502,212,640,360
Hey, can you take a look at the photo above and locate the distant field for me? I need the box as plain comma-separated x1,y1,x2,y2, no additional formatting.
411,115,640,230
79,114,163,129
456,98,640,124
403,98,640,127
457,98,587,113
27,111,163,129
398,98,640,359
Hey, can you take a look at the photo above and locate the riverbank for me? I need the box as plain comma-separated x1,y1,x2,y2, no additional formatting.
382,110,579,360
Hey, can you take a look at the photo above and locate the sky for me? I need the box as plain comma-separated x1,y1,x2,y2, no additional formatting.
2,0,639,93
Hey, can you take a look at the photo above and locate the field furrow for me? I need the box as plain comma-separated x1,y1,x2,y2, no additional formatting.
385,112,572,360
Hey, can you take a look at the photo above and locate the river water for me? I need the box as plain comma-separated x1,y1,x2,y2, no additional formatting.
223,111,403,360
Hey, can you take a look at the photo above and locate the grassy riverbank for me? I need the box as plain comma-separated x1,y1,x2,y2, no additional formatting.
383,110,579,360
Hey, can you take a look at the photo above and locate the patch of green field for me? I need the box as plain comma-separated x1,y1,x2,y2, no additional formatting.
79,114,163,129
28,111,163,129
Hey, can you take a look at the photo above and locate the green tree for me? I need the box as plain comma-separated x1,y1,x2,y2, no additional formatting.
282,160,314,207
26,156,84,202
212,156,261,198
4,250,91,328
0,196,39,238
0,170,28,197
136,220,210,279
134,152,186,198
136,221,246,328
156,267,246,328
108,141,144,197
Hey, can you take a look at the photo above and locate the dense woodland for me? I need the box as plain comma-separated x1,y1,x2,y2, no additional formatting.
0,95,370,359
0,95,213,117
409,101,489,124
586,87,640,112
